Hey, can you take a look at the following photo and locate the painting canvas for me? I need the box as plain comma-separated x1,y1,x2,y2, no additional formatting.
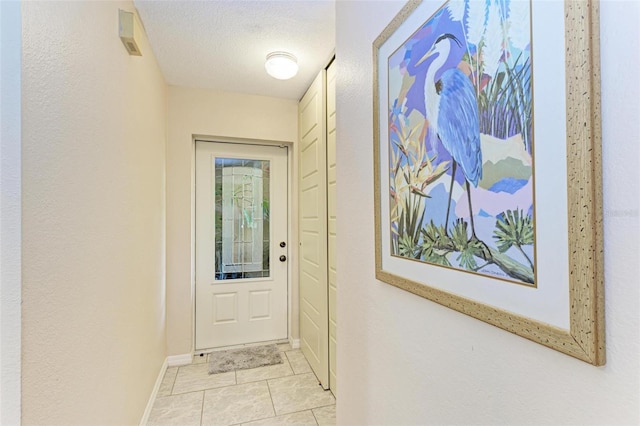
387,0,535,285
374,0,604,365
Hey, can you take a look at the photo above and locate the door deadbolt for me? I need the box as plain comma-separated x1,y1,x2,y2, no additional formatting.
279,255,287,262
280,241,286,248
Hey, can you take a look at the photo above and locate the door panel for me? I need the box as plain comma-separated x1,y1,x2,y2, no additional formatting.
195,141,288,350
298,71,329,389
249,290,272,320
212,292,237,324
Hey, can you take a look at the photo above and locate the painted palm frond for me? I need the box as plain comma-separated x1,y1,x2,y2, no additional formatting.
493,209,534,270
419,222,452,266
399,233,420,258
450,219,482,270
450,218,471,251
493,209,533,249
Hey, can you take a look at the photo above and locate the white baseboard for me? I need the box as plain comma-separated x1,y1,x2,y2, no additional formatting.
167,353,193,366
289,338,300,349
139,358,168,426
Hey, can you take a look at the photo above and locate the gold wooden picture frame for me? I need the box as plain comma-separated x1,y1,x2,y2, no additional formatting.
373,0,604,365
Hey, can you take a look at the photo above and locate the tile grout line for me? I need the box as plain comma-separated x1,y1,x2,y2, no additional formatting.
284,351,294,374
230,380,281,425
282,353,294,378
199,390,205,426
317,402,336,408
157,360,332,424
311,408,321,426
312,403,337,426
265,373,336,419
151,364,335,425
218,379,300,426
284,350,312,375
165,365,288,398
241,408,322,425
202,379,276,426
169,366,179,395
265,378,278,419
160,387,217,399
169,372,238,398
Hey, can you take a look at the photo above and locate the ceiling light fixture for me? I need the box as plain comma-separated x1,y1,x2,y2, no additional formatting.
265,52,298,80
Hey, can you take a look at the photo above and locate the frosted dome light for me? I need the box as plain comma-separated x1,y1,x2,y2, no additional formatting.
265,52,298,80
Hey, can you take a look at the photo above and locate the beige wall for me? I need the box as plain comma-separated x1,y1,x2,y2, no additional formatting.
21,2,167,424
166,86,298,356
336,0,640,424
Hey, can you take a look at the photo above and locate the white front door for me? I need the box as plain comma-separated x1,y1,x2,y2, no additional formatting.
195,141,289,350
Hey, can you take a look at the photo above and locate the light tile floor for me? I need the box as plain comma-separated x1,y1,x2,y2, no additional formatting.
148,343,336,426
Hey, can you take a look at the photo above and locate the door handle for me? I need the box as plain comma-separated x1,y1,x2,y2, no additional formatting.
279,255,287,262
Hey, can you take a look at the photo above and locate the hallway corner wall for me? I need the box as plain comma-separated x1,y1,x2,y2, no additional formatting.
166,86,298,356
335,0,639,424
21,1,168,423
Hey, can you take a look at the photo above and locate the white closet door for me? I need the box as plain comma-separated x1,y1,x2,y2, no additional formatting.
298,70,329,389
326,60,338,395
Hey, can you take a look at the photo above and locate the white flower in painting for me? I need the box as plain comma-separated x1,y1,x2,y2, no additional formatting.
509,0,531,51
500,0,511,45
447,0,466,22
483,0,503,77
467,0,487,47
499,0,510,22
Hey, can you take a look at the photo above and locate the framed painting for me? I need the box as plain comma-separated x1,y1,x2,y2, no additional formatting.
373,0,604,365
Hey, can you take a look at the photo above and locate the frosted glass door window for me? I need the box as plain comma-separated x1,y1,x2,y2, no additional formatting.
214,158,270,280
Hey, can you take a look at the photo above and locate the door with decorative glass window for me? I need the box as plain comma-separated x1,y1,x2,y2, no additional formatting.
195,141,288,350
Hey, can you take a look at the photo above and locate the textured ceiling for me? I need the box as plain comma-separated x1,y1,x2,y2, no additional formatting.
134,0,335,100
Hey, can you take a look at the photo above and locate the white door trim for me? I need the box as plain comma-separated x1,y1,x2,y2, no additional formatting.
190,135,298,352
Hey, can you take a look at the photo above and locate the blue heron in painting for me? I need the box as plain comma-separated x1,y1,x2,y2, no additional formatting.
416,33,482,240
